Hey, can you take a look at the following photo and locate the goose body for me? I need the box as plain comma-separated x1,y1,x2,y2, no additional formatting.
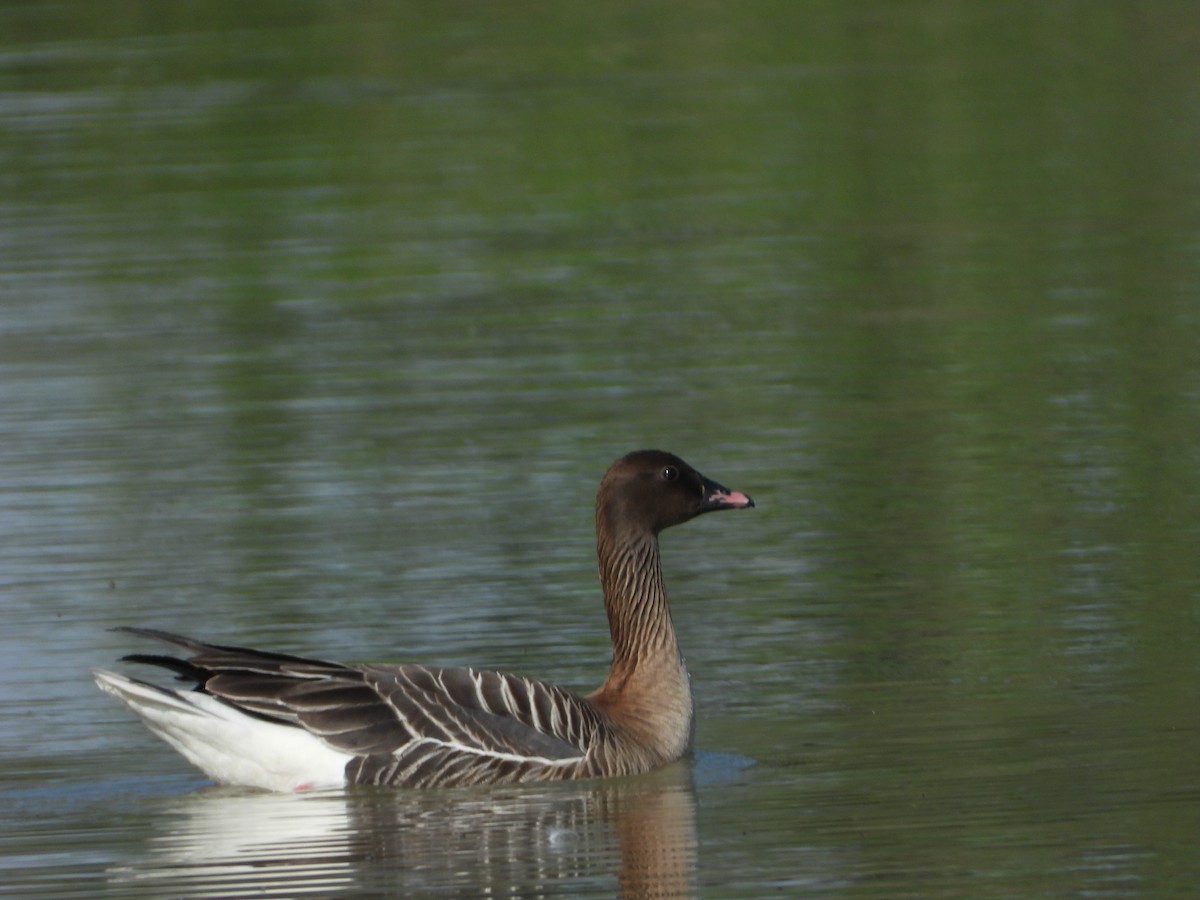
94,450,753,791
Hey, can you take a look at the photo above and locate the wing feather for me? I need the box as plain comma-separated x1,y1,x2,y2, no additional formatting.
113,628,609,786
363,665,595,763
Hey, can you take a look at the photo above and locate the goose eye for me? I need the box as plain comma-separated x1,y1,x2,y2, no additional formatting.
661,466,679,482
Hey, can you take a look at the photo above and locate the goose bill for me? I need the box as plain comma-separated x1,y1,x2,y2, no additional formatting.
699,476,755,510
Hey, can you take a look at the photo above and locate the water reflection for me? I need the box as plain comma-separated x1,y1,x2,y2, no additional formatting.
4,0,1200,895
112,763,697,898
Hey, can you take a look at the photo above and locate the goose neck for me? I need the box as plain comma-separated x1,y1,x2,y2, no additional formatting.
597,530,678,670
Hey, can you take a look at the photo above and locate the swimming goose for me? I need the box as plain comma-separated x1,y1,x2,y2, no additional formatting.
94,450,754,791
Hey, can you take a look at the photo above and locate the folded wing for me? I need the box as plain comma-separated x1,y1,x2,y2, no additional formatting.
115,627,603,787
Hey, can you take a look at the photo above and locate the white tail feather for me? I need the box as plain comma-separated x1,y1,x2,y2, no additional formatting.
93,669,352,792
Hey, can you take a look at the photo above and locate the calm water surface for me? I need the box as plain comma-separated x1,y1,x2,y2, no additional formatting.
3,2,1200,897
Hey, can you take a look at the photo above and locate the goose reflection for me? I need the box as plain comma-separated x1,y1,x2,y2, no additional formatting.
112,761,697,898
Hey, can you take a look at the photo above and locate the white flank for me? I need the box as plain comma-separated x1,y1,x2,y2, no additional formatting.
93,669,353,792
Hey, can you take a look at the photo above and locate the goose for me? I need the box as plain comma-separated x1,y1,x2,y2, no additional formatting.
94,450,754,791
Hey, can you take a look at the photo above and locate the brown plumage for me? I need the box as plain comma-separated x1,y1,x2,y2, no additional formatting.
95,450,754,790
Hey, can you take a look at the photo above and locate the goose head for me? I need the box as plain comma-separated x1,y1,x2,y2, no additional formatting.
596,450,754,538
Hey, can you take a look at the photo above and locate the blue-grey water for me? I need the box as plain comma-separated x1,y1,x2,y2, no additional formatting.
3,2,1200,897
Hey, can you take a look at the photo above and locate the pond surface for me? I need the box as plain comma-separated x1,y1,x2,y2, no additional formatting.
3,1,1200,897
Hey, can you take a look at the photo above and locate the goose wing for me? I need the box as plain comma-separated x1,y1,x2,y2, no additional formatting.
114,627,602,786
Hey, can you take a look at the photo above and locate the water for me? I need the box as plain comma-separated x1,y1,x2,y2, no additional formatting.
9,764,708,897
3,1,1200,896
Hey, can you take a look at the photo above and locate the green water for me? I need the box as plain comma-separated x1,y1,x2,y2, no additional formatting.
2,1,1199,896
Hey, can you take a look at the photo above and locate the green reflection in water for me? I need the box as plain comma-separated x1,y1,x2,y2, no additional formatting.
2,1,1199,897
